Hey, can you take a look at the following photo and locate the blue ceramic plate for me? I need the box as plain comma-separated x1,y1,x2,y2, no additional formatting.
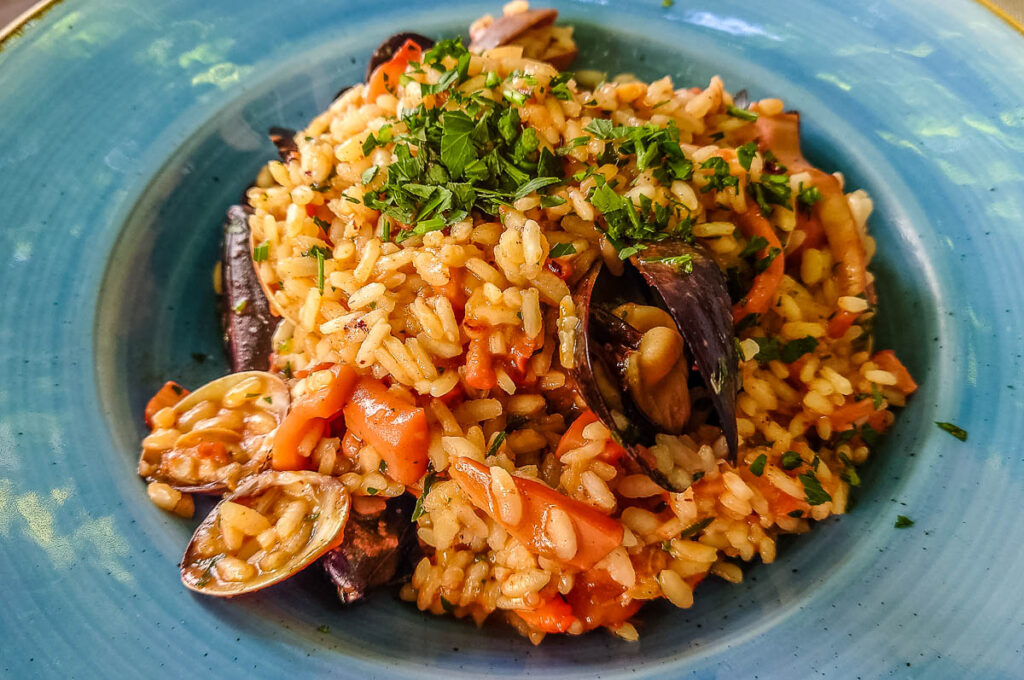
1,1,1022,677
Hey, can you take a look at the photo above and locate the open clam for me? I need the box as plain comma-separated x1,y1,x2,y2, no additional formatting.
569,240,738,491
181,470,350,596
138,371,289,494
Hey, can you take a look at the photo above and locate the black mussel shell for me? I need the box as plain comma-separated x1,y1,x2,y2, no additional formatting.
570,240,738,491
220,205,278,372
268,126,298,163
321,494,419,605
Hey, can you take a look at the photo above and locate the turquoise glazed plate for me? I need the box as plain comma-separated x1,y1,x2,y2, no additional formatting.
1,0,1022,677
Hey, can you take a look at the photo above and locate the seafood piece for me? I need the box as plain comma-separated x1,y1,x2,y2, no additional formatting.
221,204,279,371
182,470,350,596
138,371,288,493
321,494,419,604
569,241,738,490
469,8,577,69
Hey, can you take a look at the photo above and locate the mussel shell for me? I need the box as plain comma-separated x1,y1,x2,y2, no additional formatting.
631,241,738,458
221,204,280,371
365,33,435,81
320,494,419,604
181,471,350,597
570,262,676,489
141,371,289,494
570,240,739,491
267,127,298,162
468,8,558,51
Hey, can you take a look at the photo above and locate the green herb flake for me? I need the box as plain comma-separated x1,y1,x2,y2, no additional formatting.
486,431,508,457
440,596,456,613
361,165,379,185
484,71,500,89
378,459,388,474
263,396,273,404
737,141,757,171
317,624,331,634
797,184,823,207
749,453,767,477
753,336,780,364
232,298,248,314
304,245,332,294
894,515,914,529
754,246,782,274
642,253,694,274
661,540,673,552
780,336,818,363
540,194,567,208
798,472,832,506
548,242,577,258
366,487,379,496
738,235,769,259
725,104,759,122
252,241,270,262
935,421,967,441
838,453,861,487
411,469,436,522
679,517,714,539
780,450,803,470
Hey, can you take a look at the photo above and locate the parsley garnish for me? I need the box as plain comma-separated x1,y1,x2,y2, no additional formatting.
838,453,861,487
252,241,269,262
679,517,714,539
779,336,818,363
737,141,757,171
750,172,792,216
935,421,967,441
642,253,694,274
749,454,767,477
753,246,782,274
738,235,768,258
780,450,803,470
699,156,739,193
378,459,388,474
894,515,914,528
725,104,759,122
232,298,248,314
411,468,436,522
548,242,577,258
799,472,832,506
304,245,331,294
361,165,379,185
366,487,379,495
486,431,507,457
871,383,885,409
540,195,567,208
797,184,823,206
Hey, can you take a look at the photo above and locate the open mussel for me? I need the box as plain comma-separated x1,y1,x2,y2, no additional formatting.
569,240,738,492
321,494,419,604
181,470,350,596
138,371,289,494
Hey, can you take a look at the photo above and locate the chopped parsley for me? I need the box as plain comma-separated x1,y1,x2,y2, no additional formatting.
548,242,577,258
304,245,332,294
779,336,818,363
736,141,757,171
749,453,767,477
679,517,714,539
797,184,823,207
231,298,248,314
780,450,803,470
440,596,456,613
642,253,694,274
366,487,379,495
750,172,792,216
378,459,388,474
798,471,832,506
838,453,861,487
894,515,914,529
411,468,436,522
361,165,379,185
725,104,759,122
753,246,782,274
738,236,769,259
540,194,567,208
699,156,739,193
750,335,817,365
252,241,270,262
871,383,885,409
935,421,967,442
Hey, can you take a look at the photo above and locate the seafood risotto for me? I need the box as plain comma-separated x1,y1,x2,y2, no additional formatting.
138,3,917,643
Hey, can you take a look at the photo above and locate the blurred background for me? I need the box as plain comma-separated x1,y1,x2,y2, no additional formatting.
2,0,1024,31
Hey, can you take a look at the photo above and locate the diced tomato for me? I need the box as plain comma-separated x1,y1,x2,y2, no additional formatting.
366,38,423,101
145,381,188,426
830,397,876,432
464,336,497,390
